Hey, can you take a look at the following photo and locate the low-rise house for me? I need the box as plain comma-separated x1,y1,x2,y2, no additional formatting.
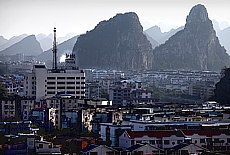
27,137,61,154
126,143,164,155
100,122,132,147
81,144,118,155
119,130,185,150
182,130,230,151
171,143,207,155
35,140,61,154
65,137,96,154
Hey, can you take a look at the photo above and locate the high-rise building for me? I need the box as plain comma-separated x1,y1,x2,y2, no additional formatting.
23,64,85,102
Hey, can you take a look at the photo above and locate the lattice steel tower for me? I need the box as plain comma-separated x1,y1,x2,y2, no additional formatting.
52,27,57,70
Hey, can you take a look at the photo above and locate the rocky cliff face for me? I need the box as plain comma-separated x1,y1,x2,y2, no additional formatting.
73,12,153,70
153,4,230,71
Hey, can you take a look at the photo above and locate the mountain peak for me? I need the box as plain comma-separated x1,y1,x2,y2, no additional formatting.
153,4,229,71
73,12,153,70
186,4,209,24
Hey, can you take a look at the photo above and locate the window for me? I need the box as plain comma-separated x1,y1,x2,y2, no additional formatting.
136,141,141,144
47,82,55,84
156,140,162,144
67,82,75,84
39,144,43,148
131,140,134,145
57,82,65,84
47,91,55,94
57,77,65,79
57,86,65,89
177,140,183,144
227,138,230,143
214,138,219,143
200,139,205,143
67,86,75,89
164,140,170,145
67,77,75,79
47,77,55,80
150,140,155,145
47,87,55,89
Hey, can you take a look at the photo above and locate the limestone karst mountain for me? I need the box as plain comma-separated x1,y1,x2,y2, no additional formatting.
217,27,230,55
144,25,184,45
35,36,78,63
0,35,42,56
153,4,230,71
0,34,28,51
73,12,153,70
0,36,8,47
144,33,159,49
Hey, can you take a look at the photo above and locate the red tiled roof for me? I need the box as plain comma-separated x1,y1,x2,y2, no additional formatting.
127,130,184,139
182,130,223,137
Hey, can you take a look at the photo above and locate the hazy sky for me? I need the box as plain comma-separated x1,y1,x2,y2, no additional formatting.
0,0,229,39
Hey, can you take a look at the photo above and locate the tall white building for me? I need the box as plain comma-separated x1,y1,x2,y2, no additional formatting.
24,64,85,101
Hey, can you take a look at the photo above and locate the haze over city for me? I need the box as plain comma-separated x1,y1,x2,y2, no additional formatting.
1,1,230,155
0,0,229,39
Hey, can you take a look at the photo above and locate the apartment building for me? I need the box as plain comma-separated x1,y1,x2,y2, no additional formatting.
109,80,153,105
1,99,16,121
188,81,215,100
23,64,85,101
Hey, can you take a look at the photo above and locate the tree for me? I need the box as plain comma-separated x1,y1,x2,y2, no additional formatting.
0,85,7,98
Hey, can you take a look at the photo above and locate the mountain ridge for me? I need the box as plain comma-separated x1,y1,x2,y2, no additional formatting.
0,35,43,56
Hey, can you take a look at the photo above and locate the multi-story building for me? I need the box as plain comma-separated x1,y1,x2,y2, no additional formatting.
1,99,16,121
85,82,101,99
119,129,230,152
109,80,155,105
23,64,85,102
189,81,215,100
21,98,36,120
119,130,185,150
0,96,21,121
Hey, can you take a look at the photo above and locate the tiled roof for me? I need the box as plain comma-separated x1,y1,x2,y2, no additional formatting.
171,143,188,150
182,130,225,137
81,144,98,153
126,143,162,152
127,130,185,139
126,144,143,151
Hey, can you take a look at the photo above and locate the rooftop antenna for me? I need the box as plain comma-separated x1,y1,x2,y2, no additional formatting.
52,27,57,70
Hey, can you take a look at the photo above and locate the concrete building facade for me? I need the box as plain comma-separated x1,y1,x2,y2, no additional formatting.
23,64,85,101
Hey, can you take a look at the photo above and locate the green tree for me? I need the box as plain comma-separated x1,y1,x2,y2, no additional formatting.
0,85,7,98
